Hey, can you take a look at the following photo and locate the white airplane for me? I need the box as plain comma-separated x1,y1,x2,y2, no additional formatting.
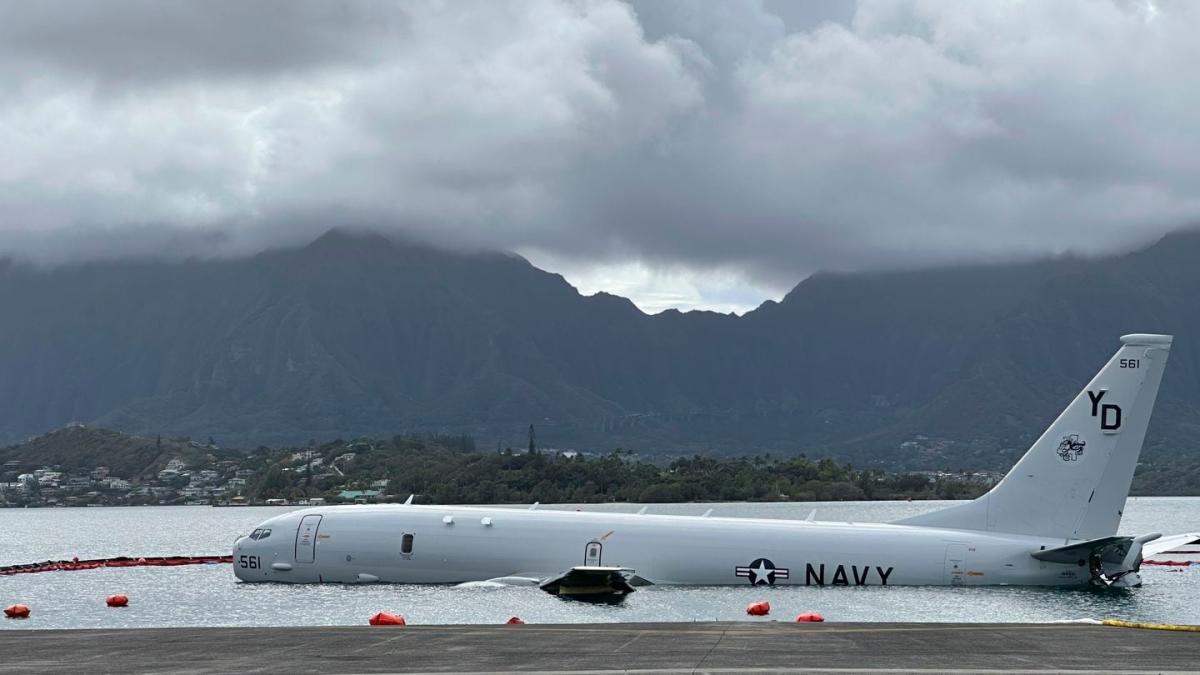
234,333,1196,595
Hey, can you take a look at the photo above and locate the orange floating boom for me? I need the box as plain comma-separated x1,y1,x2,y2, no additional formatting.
0,556,232,576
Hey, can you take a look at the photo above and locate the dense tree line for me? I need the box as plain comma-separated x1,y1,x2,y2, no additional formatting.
253,434,990,503
1131,457,1200,496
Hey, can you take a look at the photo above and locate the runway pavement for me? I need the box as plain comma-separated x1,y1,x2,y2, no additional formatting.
0,622,1195,674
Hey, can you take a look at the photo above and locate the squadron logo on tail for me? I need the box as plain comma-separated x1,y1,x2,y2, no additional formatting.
1056,434,1086,461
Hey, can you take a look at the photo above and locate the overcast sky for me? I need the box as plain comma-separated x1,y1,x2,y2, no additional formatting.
2,0,1198,313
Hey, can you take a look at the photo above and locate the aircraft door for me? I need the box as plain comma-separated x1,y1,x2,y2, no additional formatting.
584,540,602,566
944,543,968,585
295,515,323,563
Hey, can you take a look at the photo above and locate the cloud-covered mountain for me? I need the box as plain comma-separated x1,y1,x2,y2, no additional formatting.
4,1,1200,310
2,228,1198,469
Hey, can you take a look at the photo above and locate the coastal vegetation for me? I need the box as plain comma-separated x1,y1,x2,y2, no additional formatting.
5,426,1193,508
0,427,994,507
312,435,993,504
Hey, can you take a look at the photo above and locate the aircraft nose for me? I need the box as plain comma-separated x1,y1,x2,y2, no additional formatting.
233,526,276,580
232,538,251,580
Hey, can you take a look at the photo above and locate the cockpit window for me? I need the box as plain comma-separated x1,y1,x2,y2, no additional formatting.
249,528,271,540
249,528,263,540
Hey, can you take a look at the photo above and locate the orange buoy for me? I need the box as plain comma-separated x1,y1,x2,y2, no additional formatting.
106,594,129,608
368,612,406,626
506,616,525,624
796,612,825,623
746,601,770,616
3,604,30,619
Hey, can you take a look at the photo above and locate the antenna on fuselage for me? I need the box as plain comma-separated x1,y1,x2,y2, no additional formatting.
528,502,539,511
701,508,713,518
636,506,648,515
805,509,817,522
403,494,414,506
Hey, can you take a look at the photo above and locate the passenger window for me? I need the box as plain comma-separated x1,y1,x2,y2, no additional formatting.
401,533,414,554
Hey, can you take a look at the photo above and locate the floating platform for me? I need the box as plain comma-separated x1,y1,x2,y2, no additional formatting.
0,622,1195,673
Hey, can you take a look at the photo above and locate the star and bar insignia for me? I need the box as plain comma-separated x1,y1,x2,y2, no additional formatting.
735,557,790,585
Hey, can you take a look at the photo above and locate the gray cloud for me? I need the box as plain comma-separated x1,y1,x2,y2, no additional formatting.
0,0,401,86
1,0,1198,309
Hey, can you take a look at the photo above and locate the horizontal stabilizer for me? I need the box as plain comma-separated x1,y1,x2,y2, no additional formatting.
1143,533,1200,557
1033,533,1161,587
1031,535,1141,565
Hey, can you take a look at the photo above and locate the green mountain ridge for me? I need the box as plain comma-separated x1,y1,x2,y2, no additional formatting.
2,227,1200,470
0,425,230,479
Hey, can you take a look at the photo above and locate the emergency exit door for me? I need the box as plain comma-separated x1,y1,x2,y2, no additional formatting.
944,543,968,585
295,514,322,563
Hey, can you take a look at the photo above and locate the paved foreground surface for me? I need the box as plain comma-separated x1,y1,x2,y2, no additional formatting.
0,622,1196,674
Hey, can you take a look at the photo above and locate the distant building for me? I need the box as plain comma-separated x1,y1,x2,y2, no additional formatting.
336,489,380,503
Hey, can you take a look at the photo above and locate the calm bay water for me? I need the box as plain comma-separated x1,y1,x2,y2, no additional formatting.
2,498,1198,630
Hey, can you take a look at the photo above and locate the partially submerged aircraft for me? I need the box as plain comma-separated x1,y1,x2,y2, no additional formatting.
235,333,1195,595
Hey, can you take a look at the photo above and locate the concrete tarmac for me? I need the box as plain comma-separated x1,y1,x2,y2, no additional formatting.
0,622,1196,674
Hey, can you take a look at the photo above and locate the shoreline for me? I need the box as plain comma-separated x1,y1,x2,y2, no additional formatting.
1,494,1194,509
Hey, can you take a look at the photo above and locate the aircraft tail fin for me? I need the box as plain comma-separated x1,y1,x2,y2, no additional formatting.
895,334,1172,541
